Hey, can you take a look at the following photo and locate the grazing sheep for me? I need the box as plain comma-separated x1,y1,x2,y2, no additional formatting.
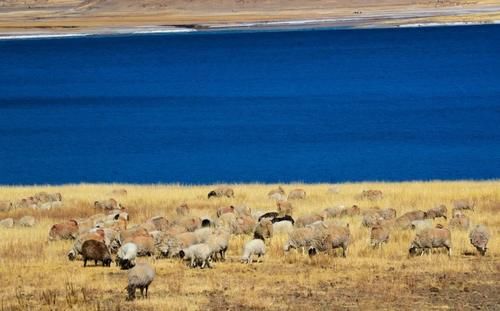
207,228,231,261
68,231,105,261
0,201,13,212
288,189,306,200
0,218,14,228
277,201,293,216
233,215,257,235
117,243,138,269
426,205,448,220
409,227,452,257
253,218,273,240
401,210,427,221
271,215,295,225
469,225,490,256
17,216,36,227
127,263,155,301
378,208,397,220
241,238,266,264
123,235,155,257
109,189,127,196
453,200,475,212
308,224,351,257
81,240,112,267
208,187,234,199
49,220,79,240
39,201,63,210
233,205,252,217
258,212,279,222
94,199,120,211
194,227,214,243
216,213,238,232
120,226,150,241
217,205,235,217
283,227,316,252
160,231,199,258
370,225,390,248
449,214,470,230
295,214,324,228
176,203,190,216
272,220,294,235
180,243,213,268
322,206,345,218
357,190,383,201
362,213,384,228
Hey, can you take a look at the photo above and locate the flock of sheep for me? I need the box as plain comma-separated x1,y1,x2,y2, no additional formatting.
0,186,492,301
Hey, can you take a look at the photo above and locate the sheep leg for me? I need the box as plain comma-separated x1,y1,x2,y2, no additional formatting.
145,286,148,298
190,258,195,268
140,287,144,298
206,259,212,268
83,259,87,267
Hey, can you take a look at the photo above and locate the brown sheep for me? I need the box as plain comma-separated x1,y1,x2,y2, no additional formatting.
94,198,120,211
453,200,475,212
253,218,273,240
288,189,306,200
68,231,105,260
216,205,235,217
295,214,324,228
370,225,390,248
0,200,13,212
120,226,150,242
268,187,286,201
109,189,127,196
176,203,190,216
426,205,448,220
145,216,170,232
127,263,155,301
81,240,112,267
342,205,361,217
48,220,79,240
308,224,351,257
409,227,452,257
378,208,397,220
123,235,155,257
174,217,201,232
356,190,383,201
234,215,257,235
208,187,234,199
277,201,293,216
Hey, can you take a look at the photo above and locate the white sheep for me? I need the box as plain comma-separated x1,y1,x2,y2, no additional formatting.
207,228,231,261
117,243,138,270
241,239,266,264
272,220,294,235
127,263,155,301
179,243,213,268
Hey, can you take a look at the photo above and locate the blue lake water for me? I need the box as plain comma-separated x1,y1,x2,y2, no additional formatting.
0,25,499,184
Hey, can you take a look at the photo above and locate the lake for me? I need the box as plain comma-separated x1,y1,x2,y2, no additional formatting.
0,25,499,184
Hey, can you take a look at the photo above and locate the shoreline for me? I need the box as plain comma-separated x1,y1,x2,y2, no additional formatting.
0,18,499,40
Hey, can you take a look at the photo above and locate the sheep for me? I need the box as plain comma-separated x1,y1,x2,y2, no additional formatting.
308,224,351,257
283,227,316,252
159,232,198,258
233,215,256,235
208,187,234,199
123,235,155,257
449,214,470,230
253,218,273,240
94,198,121,211
207,228,231,261
81,240,112,267
322,206,345,218
272,220,294,235
409,227,452,257
277,201,293,216
120,226,149,242
39,201,63,210
378,208,397,220
241,238,266,264
295,214,324,228
258,212,279,222
370,225,390,248
216,205,235,217
0,201,13,212
426,205,448,220
49,220,79,240
0,218,14,229
17,216,36,227
401,210,427,222
233,205,252,217
288,189,306,200
362,213,384,228
194,227,214,243
469,225,490,256
149,230,165,246
453,200,475,212
356,190,383,200
109,189,127,196
67,231,105,260
127,263,155,301
179,243,213,268
176,203,190,216
116,242,138,269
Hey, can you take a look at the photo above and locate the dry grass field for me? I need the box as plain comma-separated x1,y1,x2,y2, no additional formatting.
0,181,499,310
